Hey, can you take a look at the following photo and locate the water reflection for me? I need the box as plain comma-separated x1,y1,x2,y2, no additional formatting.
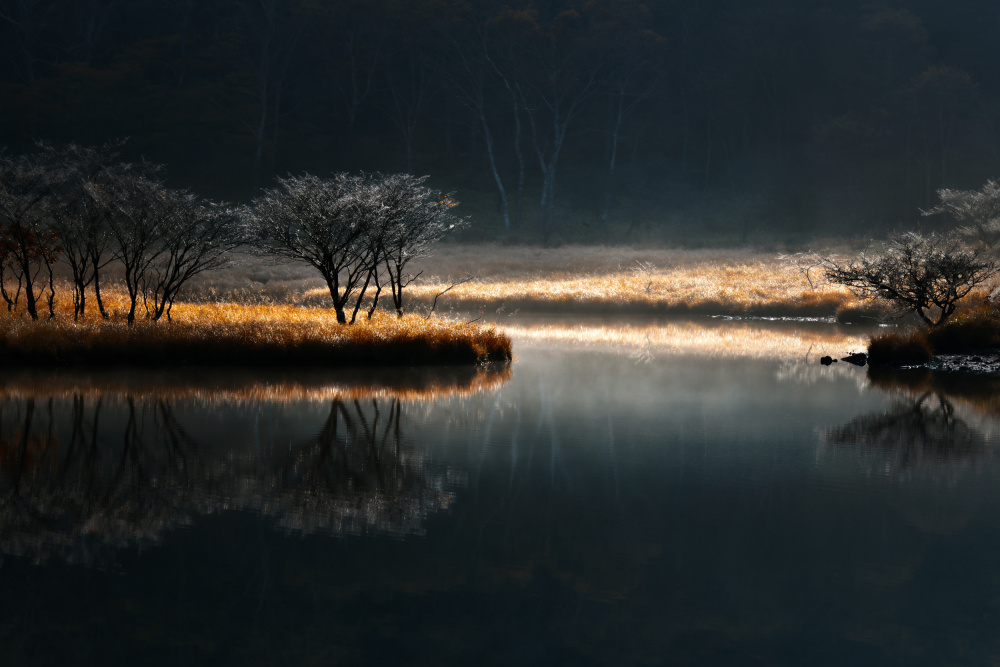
824,368,1000,481
503,316,868,360
0,367,509,566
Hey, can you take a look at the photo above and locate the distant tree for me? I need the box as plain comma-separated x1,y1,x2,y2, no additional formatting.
825,232,998,326
249,173,373,324
497,7,601,233
0,149,59,319
923,179,1000,248
383,48,437,175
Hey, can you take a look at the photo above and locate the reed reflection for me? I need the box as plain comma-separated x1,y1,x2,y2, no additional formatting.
0,366,509,566
824,368,1000,480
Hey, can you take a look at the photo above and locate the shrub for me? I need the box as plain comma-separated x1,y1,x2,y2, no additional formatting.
926,306,1000,353
825,232,998,326
867,329,933,365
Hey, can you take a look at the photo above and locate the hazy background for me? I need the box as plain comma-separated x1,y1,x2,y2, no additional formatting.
2,0,996,244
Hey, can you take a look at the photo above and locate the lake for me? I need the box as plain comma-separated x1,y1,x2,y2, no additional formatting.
2,318,999,666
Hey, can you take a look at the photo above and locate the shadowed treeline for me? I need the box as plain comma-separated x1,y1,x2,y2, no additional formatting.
2,1,997,240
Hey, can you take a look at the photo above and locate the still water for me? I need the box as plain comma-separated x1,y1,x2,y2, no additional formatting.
2,319,1000,666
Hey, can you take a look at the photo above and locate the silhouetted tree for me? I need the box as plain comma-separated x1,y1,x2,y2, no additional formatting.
0,149,58,319
376,174,463,317
44,141,121,319
145,197,245,321
249,172,374,324
825,232,998,326
89,162,177,324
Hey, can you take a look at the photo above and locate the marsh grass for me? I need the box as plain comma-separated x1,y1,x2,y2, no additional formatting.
383,246,875,317
867,330,934,366
926,306,1000,353
0,285,512,367
183,245,902,318
864,305,1000,363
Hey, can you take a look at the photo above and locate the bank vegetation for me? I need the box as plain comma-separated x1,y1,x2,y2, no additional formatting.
0,143,511,366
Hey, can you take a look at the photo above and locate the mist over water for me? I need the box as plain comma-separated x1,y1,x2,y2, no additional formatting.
2,320,999,665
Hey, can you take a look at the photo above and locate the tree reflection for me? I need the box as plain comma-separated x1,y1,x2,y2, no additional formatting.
0,393,455,566
824,369,999,480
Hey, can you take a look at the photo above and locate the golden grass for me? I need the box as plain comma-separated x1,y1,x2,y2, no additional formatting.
404,245,866,317
0,287,512,367
867,329,933,365
199,246,870,317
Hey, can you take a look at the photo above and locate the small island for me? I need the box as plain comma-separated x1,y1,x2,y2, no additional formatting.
0,146,511,367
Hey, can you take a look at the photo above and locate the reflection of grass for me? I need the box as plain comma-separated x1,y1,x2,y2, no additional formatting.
503,320,869,360
0,365,512,402
0,291,512,367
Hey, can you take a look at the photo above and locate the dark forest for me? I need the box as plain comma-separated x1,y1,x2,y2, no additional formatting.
1,0,996,243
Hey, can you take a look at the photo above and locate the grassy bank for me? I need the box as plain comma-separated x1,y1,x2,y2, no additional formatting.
213,246,876,320
866,304,1000,365
0,298,512,367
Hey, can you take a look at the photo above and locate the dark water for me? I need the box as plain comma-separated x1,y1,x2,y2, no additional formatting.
2,329,1000,666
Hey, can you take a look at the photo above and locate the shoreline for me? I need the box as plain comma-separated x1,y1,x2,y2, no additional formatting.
0,307,513,368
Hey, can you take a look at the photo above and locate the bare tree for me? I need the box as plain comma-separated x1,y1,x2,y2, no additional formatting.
384,50,436,174
44,141,121,320
89,163,177,324
449,36,511,232
249,173,373,324
0,149,58,320
825,232,998,326
375,174,463,317
144,197,245,321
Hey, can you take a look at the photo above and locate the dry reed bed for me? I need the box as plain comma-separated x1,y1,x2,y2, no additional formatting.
410,259,857,316
275,246,864,317
0,297,512,367
406,245,863,316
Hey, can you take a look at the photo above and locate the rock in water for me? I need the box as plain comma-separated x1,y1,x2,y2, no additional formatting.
841,352,867,366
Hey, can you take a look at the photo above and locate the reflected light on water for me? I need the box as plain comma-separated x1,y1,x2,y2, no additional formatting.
502,320,868,360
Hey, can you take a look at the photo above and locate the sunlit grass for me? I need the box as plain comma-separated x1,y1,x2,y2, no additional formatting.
0,285,512,367
404,246,866,317
205,246,871,317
